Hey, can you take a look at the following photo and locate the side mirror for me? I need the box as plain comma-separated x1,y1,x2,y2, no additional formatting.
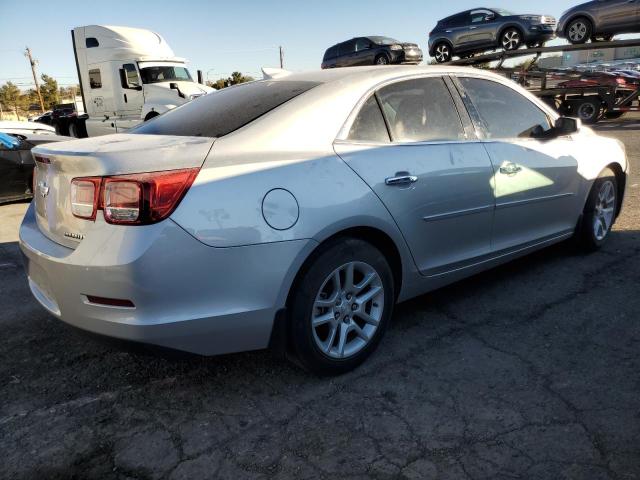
485,13,495,21
169,82,178,90
555,116,580,135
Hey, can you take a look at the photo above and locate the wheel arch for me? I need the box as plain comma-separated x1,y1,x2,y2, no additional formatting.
430,38,454,56
605,162,626,219
497,23,525,43
285,226,405,310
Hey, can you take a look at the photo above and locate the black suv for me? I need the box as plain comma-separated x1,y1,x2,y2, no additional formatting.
429,8,556,63
322,36,423,69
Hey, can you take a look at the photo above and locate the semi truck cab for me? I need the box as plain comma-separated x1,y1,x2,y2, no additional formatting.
71,25,212,137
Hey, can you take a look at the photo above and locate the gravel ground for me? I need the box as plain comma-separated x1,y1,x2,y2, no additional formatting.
1,117,639,479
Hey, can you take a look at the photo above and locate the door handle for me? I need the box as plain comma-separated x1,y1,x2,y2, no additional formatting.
470,26,478,30
385,174,418,186
499,163,522,175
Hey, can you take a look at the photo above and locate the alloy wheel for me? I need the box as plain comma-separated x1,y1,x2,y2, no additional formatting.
434,44,450,63
502,30,521,50
311,261,384,359
568,21,588,42
593,180,616,241
376,56,389,65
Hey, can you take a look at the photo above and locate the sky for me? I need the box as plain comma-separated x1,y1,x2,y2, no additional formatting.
0,0,582,89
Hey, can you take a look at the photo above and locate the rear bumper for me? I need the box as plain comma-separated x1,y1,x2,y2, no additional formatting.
19,203,315,356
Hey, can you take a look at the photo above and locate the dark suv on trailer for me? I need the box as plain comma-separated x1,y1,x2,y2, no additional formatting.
558,0,640,44
322,36,423,69
429,8,556,63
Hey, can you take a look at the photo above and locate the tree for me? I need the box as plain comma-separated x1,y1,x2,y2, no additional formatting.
207,71,255,90
0,82,22,119
39,74,59,109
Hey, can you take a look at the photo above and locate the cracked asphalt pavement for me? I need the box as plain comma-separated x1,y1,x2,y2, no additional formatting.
1,117,639,479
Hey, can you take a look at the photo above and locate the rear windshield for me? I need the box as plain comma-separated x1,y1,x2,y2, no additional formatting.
130,80,320,138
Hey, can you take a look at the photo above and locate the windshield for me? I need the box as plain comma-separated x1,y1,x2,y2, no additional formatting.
130,80,320,138
139,66,193,84
491,8,514,16
369,36,400,45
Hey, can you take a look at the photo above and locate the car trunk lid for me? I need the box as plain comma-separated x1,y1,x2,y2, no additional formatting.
32,133,214,248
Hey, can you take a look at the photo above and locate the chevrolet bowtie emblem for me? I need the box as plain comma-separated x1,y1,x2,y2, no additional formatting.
37,181,49,198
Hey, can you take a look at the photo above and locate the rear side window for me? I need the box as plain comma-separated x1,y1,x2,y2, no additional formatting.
376,77,465,142
348,96,390,143
130,80,319,138
459,77,551,139
338,40,356,56
89,69,102,89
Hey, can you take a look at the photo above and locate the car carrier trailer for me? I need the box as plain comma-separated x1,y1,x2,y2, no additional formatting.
448,38,640,124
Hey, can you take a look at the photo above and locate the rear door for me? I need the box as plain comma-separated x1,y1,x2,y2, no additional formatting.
335,76,496,276
454,75,582,252
597,0,637,32
0,146,25,198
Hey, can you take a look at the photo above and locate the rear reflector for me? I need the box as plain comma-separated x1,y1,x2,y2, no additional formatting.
85,295,135,308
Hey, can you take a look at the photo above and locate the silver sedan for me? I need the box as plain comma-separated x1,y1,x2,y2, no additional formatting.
20,66,628,375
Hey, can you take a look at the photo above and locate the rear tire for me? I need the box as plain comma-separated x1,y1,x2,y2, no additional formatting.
433,42,452,63
575,168,618,251
288,238,394,376
566,17,592,44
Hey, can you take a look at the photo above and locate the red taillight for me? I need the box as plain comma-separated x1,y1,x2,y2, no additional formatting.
70,168,199,225
71,178,102,220
616,78,626,85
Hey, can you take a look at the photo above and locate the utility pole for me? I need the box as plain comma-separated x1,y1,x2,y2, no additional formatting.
279,46,284,69
24,47,45,113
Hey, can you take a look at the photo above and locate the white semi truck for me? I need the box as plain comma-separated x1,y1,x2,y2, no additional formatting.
59,25,212,137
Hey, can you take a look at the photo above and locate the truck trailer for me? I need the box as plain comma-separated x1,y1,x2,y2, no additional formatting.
56,25,212,137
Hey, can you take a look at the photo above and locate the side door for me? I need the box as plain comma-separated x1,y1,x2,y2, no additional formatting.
84,65,117,136
353,38,375,66
596,0,637,32
334,76,496,276
465,10,498,48
454,75,582,252
115,63,145,132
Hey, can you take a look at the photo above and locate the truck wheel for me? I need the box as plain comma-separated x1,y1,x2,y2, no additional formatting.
566,17,592,44
433,43,452,63
572,98,602,124
501,28,522,51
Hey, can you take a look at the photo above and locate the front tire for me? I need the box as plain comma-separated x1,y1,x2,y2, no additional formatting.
433,42,452,63
289,238,394,376
374,54,389,65
566,17,592,44
576,168,618,251
501,28,523,51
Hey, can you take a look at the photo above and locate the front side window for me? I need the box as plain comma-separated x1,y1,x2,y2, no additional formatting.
123,64,140,87
347,96,390,143
88,69,101,89
459,77,551,139
355,38,371,52
130,80,319,138
139,66,192,84
376,77,465,143
470,10,492,23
